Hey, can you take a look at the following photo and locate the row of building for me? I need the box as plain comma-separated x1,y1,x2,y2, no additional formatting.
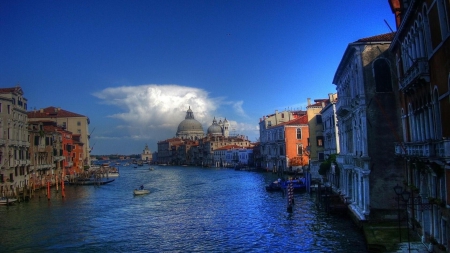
262,0,449,250
152,1,450,250
156,107,255,167
0,87,91,198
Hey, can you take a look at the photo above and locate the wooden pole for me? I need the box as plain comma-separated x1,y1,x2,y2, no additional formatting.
47,181,50,200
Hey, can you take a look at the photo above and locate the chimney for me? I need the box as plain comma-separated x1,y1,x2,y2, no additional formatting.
40,108,44,113
307,98,311,105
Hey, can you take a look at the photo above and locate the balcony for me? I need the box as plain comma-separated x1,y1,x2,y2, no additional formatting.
395,139,450,159
336,96,352,117
399,58,429,90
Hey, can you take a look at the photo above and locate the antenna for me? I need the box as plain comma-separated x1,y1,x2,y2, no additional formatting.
384,19,394,33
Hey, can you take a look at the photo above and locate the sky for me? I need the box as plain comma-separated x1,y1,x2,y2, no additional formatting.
0,0,395,155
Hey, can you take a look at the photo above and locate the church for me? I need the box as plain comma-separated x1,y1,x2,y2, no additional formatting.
176,106,230,139
157,107,253,166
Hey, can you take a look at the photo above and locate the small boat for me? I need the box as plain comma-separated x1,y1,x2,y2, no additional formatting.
0,197,17,205
266,181,282,192
107,167,120,177
149,167,155,171
134,186,150,195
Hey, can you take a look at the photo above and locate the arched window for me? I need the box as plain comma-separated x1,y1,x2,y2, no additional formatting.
373,58,393,92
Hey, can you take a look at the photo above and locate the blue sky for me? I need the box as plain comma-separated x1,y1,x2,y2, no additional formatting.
0,0,395,155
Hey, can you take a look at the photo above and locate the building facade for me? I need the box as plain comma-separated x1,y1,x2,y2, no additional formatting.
389,0,450,248
27,107,91,167
333,32,403,222
141,144,153,162
0,86,30,198
259,111,309,174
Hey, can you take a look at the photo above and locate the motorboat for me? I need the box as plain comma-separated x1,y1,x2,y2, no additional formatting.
0,197,17,205
134,188,150,195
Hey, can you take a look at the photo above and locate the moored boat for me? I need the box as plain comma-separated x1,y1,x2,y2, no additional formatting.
71,178,115,186
0,197,17,205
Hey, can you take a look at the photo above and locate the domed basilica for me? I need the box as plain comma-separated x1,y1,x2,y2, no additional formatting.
176,107,230,140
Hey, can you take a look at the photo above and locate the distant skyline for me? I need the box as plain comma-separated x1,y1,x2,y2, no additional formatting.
1,0,396,155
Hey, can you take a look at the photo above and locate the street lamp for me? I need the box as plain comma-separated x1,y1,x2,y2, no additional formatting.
393,184,411,253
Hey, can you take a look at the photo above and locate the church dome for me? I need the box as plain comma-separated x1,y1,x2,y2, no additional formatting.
176,107,204,139
207,117,223,135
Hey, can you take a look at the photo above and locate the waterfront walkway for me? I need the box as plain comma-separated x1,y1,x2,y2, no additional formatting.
364,224,430,253
391,242,429,252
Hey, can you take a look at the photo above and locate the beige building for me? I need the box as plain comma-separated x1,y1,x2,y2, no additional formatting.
0,86,30,197
27,107,91,167
306,98,328,163
141,144,152,162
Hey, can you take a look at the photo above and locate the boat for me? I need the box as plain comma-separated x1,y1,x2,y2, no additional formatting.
72,178,115,186
282,179,307,192
0,197,17,205
134,185,150,195
134,189,150,195
149,167,155,171
265,180,282,192
107,167,120,177
265,178,306,192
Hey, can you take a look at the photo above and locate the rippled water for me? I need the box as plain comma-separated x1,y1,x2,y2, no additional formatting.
0,166,367,252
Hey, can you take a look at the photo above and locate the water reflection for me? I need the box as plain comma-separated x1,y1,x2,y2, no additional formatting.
0,166,367,252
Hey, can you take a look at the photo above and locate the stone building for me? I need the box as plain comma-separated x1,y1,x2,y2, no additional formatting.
333,32,403,222
27,107,91,167
0,86,29,198
176,107,204,140
259,110,307,172
389,0,450,247
306,98,328,164
141,144,152,162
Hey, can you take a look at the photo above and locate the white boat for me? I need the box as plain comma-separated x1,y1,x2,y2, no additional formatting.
106,167,120,177
0,197,17,205
134,189,150,195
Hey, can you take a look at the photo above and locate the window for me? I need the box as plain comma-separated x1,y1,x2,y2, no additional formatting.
316,115,322,124
268,121,272,127
77,121,81,126
296,128,302,139
281,113,284,118
373,59,393,92
297,145,303,155
318,152,325,161
317,136,324,147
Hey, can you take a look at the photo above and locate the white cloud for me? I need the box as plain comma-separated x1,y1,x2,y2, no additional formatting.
93,84,218,128
92,84,260,142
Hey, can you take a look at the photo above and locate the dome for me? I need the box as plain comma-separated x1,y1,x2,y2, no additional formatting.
207,117,222,135
177,119,203,133
176,107,204,139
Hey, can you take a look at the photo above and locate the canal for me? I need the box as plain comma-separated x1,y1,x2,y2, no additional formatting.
0,165,367,252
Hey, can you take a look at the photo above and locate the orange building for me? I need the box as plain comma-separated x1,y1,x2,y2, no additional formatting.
259,111,309,173
71,134,84,174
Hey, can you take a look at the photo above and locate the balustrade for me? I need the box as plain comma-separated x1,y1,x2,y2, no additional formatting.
399,58,429,90
394,139,450,159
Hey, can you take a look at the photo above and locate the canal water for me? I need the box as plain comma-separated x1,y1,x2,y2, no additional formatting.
0,166,367,252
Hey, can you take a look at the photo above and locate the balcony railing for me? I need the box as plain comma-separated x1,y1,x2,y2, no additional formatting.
399,58,429,90
336,96,352,117
394,139,450,159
